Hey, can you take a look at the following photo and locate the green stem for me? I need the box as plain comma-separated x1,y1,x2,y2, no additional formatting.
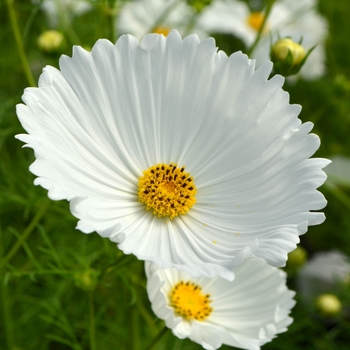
131,304,140,350
99,0,118,42
326,184,350,211
0,226,15,349
145,326,169,350
146,0,180,35
89,292,97,350
246,0,275,57
99,254,135,278
58,12,81,46
5,0,36,87
0,199,50,271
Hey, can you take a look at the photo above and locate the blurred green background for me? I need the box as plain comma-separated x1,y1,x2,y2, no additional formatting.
1,0,350,349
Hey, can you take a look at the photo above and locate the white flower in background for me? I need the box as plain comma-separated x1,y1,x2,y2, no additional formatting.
324,155,350,187
37,0,93,27
198,0,328,80
297,250,350,301
146,259,296,350
118,0,189,38
16,31,329,280
118,0,207,39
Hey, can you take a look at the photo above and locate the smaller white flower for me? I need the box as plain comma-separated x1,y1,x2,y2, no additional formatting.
146,258,295,350
297,250,350,301
36,0,93,27
325,155,350,188
118,0,207,39
198,0,328,80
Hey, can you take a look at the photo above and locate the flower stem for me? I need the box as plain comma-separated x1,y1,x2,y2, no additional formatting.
5,0,36,87
0,226,15,350
131,304,140,350
246,0,275,57
145,326,169,350
146,0,180,35
89,292,97,350
0,199,50,271
326,184,350,212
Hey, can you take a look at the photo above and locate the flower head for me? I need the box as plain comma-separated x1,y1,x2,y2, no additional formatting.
297,250,350,300
146,258,296,350
16,31,329,280
37,30,65,53
37,0,92,27
287,246,308,268
198,0,328,80
271,38,309,76
316,294,342,316
118,0,197,39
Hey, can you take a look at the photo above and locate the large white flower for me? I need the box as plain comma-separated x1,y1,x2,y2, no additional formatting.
16,30,329,280
198,0,328,80
146,258,296,350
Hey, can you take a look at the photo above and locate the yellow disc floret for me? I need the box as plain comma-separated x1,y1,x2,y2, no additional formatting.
138,163,196,219
246,12,267,32
170,281,213,321
152,26,171,36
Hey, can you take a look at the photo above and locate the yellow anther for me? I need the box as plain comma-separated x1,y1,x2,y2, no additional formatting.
138,163,196,219
152,26,171,36
170,280,213,321
246,12,267,32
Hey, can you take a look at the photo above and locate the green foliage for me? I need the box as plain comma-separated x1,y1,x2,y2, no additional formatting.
1,0,350,349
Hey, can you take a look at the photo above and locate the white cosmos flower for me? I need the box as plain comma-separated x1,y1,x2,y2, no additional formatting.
146,258,296,350
118,0,190,39
297,250,350,301
198,0,328,80
325,155,350,188
36,0,93,27
16,30,329,280
118,0,207,39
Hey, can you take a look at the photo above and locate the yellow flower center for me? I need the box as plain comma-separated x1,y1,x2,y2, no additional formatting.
138,163,196,219
246,12,267,31
170,281,213,321
152,26,171,36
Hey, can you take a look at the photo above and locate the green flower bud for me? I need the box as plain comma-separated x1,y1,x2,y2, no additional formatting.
37,30,64,54
187,0,213,13
74,268,99,292
316,294,342,316
287,246,308,268
271,38,314,77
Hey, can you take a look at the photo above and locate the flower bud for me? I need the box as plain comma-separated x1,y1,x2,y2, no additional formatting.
74,268,99,291
270,38,312,76
37,30,64,54
188,0,213,13
287,246,307,268
316,294,342,316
